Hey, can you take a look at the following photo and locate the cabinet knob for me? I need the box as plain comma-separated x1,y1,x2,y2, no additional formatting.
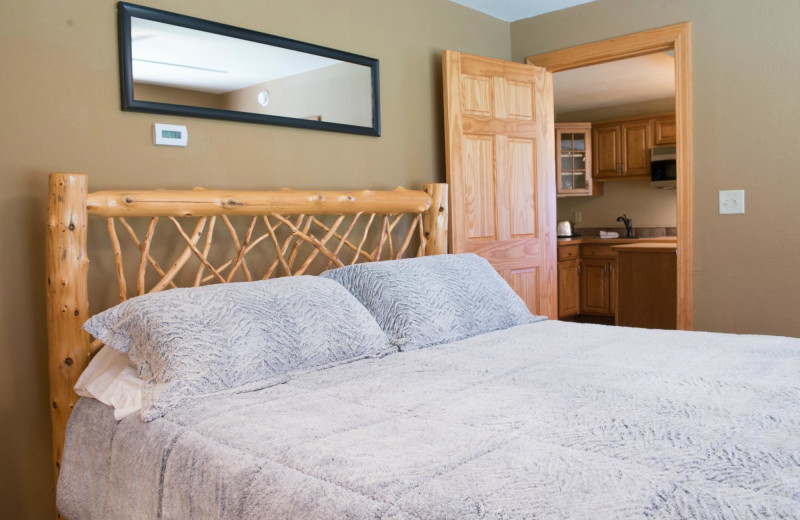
568,251,573,256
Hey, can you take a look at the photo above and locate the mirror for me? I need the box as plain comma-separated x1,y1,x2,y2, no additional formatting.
118,2,380,136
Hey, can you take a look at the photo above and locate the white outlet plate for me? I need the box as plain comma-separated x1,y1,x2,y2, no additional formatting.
574,211,582,223
719,189,745,215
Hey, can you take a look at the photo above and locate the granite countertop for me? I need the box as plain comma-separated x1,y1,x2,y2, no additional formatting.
611,242,677,252
558,236,677,245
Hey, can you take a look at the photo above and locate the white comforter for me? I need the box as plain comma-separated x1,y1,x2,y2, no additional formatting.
58,321,800,519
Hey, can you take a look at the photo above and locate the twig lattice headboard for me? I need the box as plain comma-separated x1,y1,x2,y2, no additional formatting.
45,173,447,486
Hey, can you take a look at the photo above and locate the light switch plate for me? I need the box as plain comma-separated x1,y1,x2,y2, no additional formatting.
719,189,745,215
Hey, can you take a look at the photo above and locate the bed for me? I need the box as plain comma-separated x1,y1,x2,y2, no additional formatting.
47,174,800,519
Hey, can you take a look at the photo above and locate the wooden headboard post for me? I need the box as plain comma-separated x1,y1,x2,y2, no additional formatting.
46,173,91,488
45,173,447,490
422,183,448,255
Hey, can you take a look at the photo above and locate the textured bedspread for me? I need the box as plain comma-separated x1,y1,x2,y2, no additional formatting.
58,321,800,519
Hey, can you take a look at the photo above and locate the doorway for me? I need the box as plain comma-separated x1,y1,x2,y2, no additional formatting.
526,23,693,330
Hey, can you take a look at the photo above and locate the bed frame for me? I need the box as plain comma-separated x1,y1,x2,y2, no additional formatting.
45,172,448,489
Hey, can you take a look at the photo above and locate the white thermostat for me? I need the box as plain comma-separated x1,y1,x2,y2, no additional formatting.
153,123,188,146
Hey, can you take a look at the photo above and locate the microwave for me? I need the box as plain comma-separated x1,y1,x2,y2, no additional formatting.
651,145,676,189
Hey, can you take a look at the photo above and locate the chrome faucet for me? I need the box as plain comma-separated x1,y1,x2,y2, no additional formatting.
616,214,634,237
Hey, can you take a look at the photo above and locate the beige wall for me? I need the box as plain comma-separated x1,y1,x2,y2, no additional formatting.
557,99,677,229
558,180,677,228
556,97,675,123
0,0,509,516
224,62,373,126
512,0,800,337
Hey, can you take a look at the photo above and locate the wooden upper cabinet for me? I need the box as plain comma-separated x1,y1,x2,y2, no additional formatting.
592,113,674,180
556,123,601,197
653,115,677,145
592,125,620,179
621,120,650,176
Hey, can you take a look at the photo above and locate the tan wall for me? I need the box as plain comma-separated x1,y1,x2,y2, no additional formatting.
224,62,373,126
0,0,509,516
557,99,677,229
558,180,676,228
512,0,800,337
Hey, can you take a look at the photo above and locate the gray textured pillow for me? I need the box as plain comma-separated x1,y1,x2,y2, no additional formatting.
321,253,545,351
83,276,393,421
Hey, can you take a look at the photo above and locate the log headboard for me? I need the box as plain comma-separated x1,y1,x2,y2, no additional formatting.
45,172,448,485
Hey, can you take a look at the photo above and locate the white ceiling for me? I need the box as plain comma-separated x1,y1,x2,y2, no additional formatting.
553,53,675,114
131,18,340,94
449,0,597,22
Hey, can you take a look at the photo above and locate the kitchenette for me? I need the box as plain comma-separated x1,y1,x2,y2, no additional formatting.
555,112,678,329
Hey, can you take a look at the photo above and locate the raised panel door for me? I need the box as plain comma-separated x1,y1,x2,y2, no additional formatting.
653,116,676,145
621,121,650,176
592,124,619,178
444,50,557,318
558,260,579,318
580,258,609,314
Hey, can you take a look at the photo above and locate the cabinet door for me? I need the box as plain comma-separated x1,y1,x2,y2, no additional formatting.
558,260,580,318
609,260,617,316
621,121,650,176
580,259,610,314
592,124,619,178
556,127,590,195
653,116,676,145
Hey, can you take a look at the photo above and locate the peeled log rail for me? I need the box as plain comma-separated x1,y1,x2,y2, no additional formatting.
87,188,432,217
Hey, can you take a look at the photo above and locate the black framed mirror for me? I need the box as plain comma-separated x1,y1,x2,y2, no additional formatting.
118,2,380,136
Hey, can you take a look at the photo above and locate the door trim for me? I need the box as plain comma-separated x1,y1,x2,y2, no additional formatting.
526,23,693,330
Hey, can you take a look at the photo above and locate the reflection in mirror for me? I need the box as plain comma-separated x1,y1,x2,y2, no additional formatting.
119,3,380,135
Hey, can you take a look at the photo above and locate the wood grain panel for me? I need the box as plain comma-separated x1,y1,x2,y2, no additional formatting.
461,118,536,137
509,267,540,315
503,80,533,120
461,74,492,116
460,54,537,83
507,138,536,238
462,135,496,240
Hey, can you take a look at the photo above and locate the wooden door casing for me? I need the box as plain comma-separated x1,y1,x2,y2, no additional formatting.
443,50,557,318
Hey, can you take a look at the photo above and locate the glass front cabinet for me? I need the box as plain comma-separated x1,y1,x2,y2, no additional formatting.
555,123,602,197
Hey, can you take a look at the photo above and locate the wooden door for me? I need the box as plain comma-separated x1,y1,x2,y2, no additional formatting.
443,50,557,318
558,260,580,317
580,259,609,314
621,121,650,175
592,124,620,178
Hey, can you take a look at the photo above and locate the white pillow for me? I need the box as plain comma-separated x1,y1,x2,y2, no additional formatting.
74,346,143,420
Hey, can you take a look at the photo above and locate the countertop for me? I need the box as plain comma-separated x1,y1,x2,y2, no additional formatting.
557,236,677,246
611,242,678,253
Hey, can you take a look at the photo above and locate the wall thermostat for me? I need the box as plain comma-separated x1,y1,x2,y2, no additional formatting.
153,123,188,146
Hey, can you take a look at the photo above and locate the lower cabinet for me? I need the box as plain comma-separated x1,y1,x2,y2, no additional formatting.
580,258,614,315
557,260,580,318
